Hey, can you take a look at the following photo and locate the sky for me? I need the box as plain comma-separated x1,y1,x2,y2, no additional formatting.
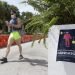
1,0,39,14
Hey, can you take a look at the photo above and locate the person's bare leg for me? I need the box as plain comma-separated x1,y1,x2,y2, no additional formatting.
0,34,14,63
15,38,23,59
15,38,22,55
5,37,14,58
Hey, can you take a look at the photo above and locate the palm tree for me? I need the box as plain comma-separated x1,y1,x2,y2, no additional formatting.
21,0,59,47
22,0,75,33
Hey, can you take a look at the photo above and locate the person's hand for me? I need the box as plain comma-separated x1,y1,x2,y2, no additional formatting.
5,21,14,28
5,21,11,27
5,21,9,26
5,21,9,24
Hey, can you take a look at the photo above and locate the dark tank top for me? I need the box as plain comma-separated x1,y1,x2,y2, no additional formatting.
10,18,22,32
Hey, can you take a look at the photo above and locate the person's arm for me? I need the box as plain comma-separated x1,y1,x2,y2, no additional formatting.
11,18,22,28
5,21,11,32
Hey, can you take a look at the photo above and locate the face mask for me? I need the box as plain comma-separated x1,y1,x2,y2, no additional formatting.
11,14,16,19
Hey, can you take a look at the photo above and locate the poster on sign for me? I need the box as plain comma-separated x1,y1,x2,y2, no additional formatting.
57,29,75,63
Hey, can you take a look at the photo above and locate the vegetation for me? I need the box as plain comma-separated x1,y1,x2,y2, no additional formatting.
22,0,75,35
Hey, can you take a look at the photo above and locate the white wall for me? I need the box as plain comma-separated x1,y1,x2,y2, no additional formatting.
48,24,75,75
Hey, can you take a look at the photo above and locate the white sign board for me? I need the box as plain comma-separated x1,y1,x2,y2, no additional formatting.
48,24,75,75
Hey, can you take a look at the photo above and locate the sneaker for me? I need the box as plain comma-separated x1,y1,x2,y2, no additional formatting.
19,55,24,60
0,57,8,64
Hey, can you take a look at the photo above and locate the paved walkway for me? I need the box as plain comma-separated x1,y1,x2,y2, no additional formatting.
0,40,48,75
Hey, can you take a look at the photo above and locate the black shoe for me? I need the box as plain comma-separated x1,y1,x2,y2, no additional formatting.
19,55,24,60
1,61,8,64
0,57,7,62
